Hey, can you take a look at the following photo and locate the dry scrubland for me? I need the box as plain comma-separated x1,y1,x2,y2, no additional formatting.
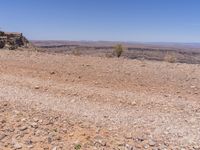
34,42,200,64
0,50,200,149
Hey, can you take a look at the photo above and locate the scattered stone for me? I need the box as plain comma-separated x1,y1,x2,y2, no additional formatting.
38,119,43,123
3,103,8,107
48,137,52,144
25,139,33,145
149,140,156,146
14,143,22,149
34,130,41,136
30,122,38,129
135,136,145,142
19,126,28,131
34,86,40,89
124,133,133,139
131,101,137,106
50,71,56,75
144,145,149,149
125,144,133,150
33,117,39,122
0,133,7,141
12,139,22,149
21,118,26,122
193,145,200,150
52,146,58,150
7,128,15,132
14,110,20,115
0,119,6,124
94,136,106,146
27,145,34,149
62,128,67,133
191,85,196,89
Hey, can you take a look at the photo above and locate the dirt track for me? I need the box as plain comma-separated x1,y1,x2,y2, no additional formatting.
0,50,200,149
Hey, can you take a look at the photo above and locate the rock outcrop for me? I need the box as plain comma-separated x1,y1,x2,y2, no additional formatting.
0,31,30,50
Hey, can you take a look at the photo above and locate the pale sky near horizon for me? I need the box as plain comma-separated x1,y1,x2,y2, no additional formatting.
1,0,200,43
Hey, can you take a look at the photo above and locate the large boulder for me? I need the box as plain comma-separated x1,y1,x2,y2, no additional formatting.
0,40,5,48
0,31,30,50
0,31,4,36
0,32,6,48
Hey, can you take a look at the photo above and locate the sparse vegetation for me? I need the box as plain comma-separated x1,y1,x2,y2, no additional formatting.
114,44,124,58
74,144,81,150
164,53,177,63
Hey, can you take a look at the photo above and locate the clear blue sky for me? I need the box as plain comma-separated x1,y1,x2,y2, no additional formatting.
1,0,200,42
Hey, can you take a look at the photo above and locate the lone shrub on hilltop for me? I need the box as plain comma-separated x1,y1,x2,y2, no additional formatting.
114,44,123,58
164,53,177,63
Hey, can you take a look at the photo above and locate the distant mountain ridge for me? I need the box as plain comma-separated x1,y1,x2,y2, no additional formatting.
32,40,200,53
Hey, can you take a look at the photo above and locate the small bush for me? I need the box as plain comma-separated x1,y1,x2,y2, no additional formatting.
164,53,177,63
114,44,123,58
74,144,81,150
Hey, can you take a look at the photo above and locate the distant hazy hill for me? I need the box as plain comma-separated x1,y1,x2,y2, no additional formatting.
32,40,200,53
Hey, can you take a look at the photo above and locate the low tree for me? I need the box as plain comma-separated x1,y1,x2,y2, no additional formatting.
114,44,124,58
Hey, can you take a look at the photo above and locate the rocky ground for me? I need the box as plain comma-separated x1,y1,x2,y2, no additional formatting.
0,50,200,150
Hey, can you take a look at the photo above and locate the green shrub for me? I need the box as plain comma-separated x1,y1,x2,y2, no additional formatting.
114,44,123,58
74,144,81,150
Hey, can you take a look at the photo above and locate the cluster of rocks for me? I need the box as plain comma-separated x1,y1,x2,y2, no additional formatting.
0,31,29,50
0,100,116,150
1,100,199,150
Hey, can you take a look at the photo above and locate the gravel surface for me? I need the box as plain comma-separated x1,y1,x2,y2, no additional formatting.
0,50,199,149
